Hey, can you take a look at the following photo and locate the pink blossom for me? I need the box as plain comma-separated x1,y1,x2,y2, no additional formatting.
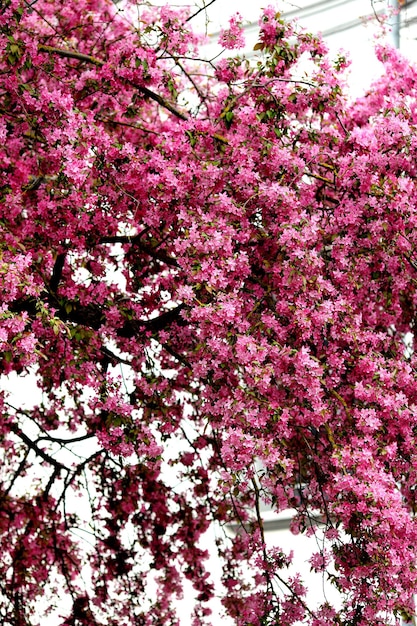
219,14,245,50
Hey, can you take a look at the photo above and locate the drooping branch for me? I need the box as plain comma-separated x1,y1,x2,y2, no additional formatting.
10,295,187,337
117,302,187,337
9,423,69,472
99,234,179,268
100,345,131,366
36,44,228,145
37,44,188,121
37,432,95,445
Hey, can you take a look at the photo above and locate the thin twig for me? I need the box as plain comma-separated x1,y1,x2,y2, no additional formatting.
96,115,159,134
186,0,218,23
335,111,349,136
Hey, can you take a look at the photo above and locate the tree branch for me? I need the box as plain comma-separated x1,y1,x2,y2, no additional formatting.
186,0,218,23
9,423,68,472
37,433,95,445
96,115,159,135
100,345,131,366
11,295,187,337
38,44,104,66
49,252,66,292
99,234,179,268
117,303,187,337
38,44,188,120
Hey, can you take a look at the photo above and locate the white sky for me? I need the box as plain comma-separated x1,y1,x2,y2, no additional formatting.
148,0,417,96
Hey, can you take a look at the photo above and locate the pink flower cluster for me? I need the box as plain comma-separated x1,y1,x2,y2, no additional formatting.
219,14,245,49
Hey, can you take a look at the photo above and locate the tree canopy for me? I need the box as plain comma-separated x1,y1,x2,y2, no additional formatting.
2,1,417,624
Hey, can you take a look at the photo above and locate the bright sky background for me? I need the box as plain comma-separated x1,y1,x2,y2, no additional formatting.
149,0,417,97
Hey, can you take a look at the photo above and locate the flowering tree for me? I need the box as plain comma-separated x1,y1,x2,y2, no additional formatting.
1,0,417,624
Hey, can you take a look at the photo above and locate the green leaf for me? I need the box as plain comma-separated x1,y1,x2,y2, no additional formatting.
224,111,234,129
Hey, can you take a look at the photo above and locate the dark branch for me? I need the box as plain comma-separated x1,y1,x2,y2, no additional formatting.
38,45,188,120
3,451,30,498
99,234,179,268
117,303,187,338
11,295,187,337
49,252,66,292
140,85,187,121
37,433,95,445
9,424,68,472
161,342,191,368
100,345,131,366
186,0,218,22
96,116,159,135
57,450,105,509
